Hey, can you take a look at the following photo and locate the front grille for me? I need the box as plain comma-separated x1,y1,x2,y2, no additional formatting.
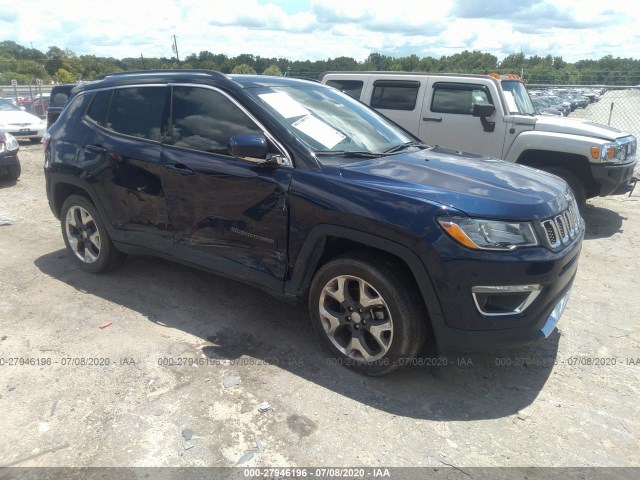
540,202,581,250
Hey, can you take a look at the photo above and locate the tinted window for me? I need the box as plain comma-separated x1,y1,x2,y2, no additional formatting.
170,86,261,155
105,87,166,141
370,80,420,111
86,90,111,126
432,84,492,115
50,86,74,107
326,80,364,99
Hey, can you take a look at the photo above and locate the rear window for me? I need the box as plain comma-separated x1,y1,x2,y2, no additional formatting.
50,85,75,108
86,90,112,126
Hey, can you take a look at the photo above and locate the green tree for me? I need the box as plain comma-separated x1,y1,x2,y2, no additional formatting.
262,65,282,76
232,64,257,74
53,68,75,84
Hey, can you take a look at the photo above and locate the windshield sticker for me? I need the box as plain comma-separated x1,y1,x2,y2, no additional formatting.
258,92,310,118
503,90,518,113
292,115,346,149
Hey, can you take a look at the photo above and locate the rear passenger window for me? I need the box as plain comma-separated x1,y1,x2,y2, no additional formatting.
326,80,364,99
105,87,166,141
170,86,261,155
371,80,420,111
431,84,492,115
86,90,111,126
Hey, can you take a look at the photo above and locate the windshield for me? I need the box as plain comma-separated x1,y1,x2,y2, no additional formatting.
501,80,535,115
245,84,416,163
0,99,21,112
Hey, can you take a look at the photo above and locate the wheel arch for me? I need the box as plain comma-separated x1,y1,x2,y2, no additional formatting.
49,177,112,229
284,225,443,319
516,149,598,198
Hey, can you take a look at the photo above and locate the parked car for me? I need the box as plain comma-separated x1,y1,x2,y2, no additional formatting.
44,70,583,375
320,72,637,208
536,96,569,116
16,96,33,112
532,98,561,116
46,84,76,130
0,98,46,143
0,131,20,180
31,95,50,117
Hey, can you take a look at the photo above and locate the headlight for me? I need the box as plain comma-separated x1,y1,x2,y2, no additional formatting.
438,216,539,251
591,138,636,164
4,132,19,151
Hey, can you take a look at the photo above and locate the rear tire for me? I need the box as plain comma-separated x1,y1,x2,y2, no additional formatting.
308,252,427,376
60,194,125,273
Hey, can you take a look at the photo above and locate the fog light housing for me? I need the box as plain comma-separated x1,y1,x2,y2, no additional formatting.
472,285,542,317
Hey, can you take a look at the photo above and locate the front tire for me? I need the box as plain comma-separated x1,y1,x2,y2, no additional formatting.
60,194,125,273
309,253,427,376
545,167,587,211
5,160,21,181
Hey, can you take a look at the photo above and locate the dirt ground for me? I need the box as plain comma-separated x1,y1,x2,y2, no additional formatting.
0,142,639,472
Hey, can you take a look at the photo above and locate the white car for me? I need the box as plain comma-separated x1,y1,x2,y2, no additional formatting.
0,98,46,143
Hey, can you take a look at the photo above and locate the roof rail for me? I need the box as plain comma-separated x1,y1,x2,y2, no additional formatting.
93,69,230,81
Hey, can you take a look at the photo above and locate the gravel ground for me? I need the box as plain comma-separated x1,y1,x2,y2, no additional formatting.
0,142,638,472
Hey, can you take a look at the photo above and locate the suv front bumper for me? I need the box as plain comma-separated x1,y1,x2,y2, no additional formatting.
0,150,19,168
591,159,638,196
430,280,575,353
415,226,583,354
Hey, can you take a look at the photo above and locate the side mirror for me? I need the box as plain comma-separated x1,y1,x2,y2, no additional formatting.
228,134,269,161
472,103,496,133
472,103,495,118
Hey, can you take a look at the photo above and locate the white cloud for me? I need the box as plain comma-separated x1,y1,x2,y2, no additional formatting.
0,0,638,62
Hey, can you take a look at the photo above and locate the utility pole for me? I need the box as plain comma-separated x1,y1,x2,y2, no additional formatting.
172,35,180,63
140,54,146,69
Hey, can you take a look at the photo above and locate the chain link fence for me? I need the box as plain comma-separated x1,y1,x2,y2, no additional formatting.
527,85,640,140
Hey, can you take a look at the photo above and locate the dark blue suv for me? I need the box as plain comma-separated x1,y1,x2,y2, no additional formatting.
44,70,583,375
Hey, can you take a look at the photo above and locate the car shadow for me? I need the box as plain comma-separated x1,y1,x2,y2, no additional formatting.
582,203,625,240
35,250,559,421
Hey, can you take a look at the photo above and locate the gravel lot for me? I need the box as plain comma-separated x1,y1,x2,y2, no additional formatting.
0,142,639,472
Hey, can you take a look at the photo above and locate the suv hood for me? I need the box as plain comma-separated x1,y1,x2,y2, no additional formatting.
339,146,571,220
534,116,626,141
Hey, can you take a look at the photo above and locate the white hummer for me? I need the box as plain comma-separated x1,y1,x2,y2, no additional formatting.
319,71,638,207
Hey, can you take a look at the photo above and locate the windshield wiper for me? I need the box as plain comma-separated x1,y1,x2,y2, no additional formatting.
314,150,383,158
383,141,428,154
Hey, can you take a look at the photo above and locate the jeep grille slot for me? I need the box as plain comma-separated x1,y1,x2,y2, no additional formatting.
540,204,581,250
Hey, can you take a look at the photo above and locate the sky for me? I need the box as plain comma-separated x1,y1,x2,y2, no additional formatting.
0,0,638,63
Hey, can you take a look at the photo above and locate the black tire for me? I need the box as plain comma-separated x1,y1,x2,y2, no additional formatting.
29,137,42,144
545,167,587,211
6,160,21,181
60,194,125,273
308,252,427,376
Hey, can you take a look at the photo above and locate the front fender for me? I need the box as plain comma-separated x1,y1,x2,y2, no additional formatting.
505,130,605,164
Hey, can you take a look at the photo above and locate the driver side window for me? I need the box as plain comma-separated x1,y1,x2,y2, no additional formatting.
170,86,262,155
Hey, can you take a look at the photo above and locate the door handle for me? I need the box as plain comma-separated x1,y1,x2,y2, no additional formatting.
423,117,442,122
164,163,194,175
86,145,107,154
